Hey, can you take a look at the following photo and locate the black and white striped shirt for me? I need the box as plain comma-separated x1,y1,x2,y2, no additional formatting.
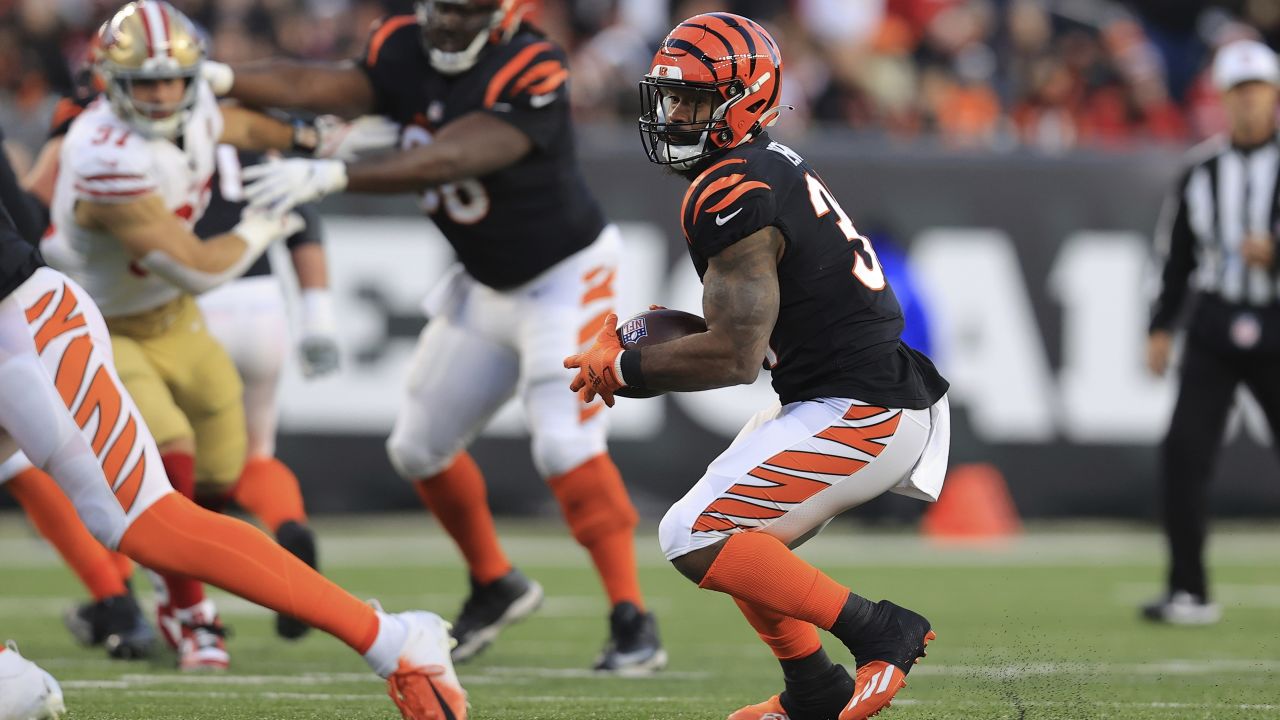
1152,134,1280,331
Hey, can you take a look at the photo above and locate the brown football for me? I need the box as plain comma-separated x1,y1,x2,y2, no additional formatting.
614,309,708,398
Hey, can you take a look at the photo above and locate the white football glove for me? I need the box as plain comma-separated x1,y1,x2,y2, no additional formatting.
313,115,401,161
202,60,234,96
297,288,340,379
241,158,348,212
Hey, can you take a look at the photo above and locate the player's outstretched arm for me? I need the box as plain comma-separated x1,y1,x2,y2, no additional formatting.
217,105,297,153
75,195,302,294
241,111,531,208
344,111,531,192
631,227,783,391
207,60,376,119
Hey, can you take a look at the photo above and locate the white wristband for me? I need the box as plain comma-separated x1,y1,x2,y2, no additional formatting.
613,352,627,386
301,288,336,335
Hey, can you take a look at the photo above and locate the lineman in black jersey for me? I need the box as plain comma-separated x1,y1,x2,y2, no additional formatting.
566,14,949,720
205,0,663,671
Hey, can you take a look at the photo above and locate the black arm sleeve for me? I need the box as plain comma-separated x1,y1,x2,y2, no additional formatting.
1150,172,1196,333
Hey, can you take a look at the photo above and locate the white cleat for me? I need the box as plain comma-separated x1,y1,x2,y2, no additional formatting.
1141,591,1222,626
386,611,468,720
176,600,230,671
0,641,66,720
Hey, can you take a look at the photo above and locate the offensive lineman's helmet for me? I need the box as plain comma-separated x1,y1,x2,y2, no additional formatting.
640,14,784,170
416,0,528,75
95,0,205,139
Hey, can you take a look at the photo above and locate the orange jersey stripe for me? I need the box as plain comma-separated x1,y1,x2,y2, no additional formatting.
34,287,86,354
365,15,416,68
681,158,746,241
485,41,554,108
49,97,84,134
579,309,612,345
766,450,868,477
511,60,564,95
692,173,745,222
844,404,889,420
102,416,138,484
24,290,55,323
74,368,123,454
693,514,739,533
705,496,786,521
525,69,569,96
816,414,903,457
705,180,770,215
580,401,605,424
581,269,616,306
735,469,830,505
113,453,146,513
54,334,93,407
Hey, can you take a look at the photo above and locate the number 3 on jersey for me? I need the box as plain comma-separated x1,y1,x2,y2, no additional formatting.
804,174,885,290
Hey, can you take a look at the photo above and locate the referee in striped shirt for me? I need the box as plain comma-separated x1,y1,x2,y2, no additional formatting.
1145,40,1280,625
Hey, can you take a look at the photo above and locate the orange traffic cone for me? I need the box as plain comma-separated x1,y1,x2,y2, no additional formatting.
921,463,1020,542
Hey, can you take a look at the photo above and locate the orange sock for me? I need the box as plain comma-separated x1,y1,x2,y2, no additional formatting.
734,597,823,660
231,456,308,533
7,467,127,601
110,551,134,585
413,452,511,584
549,454,644,609
699,532,849,630
119,493,378,653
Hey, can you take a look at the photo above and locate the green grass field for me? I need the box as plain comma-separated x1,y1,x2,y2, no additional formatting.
3,515,1279,719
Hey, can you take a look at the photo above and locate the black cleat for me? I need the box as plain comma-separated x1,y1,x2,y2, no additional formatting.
63,591,156,660
275,520,319,640
844,600,933,672
593,601,667,675
449,568,544,662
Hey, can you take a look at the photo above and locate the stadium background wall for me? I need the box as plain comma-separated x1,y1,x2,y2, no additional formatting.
13,132,1280,519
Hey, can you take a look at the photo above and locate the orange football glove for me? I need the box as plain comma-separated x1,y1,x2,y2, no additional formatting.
564,312,625,407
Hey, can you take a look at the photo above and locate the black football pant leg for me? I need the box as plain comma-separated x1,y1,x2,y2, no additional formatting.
1160,340,1237,599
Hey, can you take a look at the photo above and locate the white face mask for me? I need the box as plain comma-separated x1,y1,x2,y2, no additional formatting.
104,71,201,139
417,0,506,75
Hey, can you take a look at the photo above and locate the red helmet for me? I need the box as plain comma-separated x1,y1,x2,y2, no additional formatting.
640,13,783,169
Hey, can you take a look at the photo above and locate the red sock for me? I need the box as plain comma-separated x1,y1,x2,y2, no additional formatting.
119,493,378,653
8,467,127,601
159,452,204,608
413,452,512,584
699,532,849,630
231,456,308,533
734,597,823,660
549,454,644,609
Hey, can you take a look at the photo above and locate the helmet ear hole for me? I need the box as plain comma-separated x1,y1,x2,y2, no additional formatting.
746,99,766,114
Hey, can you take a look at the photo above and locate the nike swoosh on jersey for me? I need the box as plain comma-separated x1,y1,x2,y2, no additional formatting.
529,92,557,109
715,208,744,226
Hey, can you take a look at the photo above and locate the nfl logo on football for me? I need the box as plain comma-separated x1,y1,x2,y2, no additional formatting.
620,317,648,345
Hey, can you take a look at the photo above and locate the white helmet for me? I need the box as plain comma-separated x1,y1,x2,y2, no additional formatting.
95,0,205,139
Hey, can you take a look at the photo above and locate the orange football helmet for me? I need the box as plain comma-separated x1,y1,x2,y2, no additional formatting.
416,0,529,75
640,13,784,169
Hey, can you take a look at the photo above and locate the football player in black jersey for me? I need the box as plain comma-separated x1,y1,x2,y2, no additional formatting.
566,14,951,720
200,0,663,671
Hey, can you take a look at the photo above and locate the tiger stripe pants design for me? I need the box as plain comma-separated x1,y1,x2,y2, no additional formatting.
659,395,950,560
0,267,172,541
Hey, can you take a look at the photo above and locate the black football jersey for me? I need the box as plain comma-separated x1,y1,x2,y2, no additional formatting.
1,127,43,301
359,17,606,289
681,134,948,409
0,200,43,302
194,147,323,277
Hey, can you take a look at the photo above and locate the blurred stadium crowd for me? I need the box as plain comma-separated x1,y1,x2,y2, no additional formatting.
1,0,1278,161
